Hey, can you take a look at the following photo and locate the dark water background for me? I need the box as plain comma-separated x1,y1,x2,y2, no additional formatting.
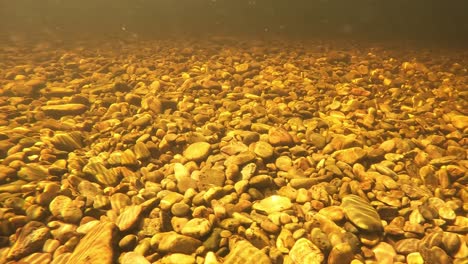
1,0,467,44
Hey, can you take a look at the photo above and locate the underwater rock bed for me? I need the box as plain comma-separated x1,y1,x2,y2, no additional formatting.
0,37,467,264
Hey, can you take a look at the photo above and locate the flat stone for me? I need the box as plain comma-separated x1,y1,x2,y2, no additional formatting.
333,147,367,164
157,232,202,254
268,127,294,146
198,168,226,190
6,221,50,261
184,142,211,161
160,253,196,264
42,104,87,118
252,141,274,159
328,243,353,264
65,222,115,264
341,194,383,232
253,195,293,215
50,131,83,152
373,242,396,264
289,238,324,264
181,218,212,238
224,240,271,264
116,205,142,231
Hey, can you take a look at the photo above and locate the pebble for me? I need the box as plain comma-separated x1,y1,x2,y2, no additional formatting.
41,104,87,118
333,147,367,165
252,141,274,159
1,38,466,264
223,239,271,264
289,238,324,264
341,194,383,232
253,195,293,214
373,242,396,264
184,142,211,161
6,221,50,261
181,217,213,238
328,243,354,264
268,127,294,146
157,232,202,254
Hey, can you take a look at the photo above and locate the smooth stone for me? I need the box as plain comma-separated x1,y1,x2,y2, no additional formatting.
318,206,345,222
171,202,191,217
333,147,367,164
328,243,353,264
373,242,396,264
181,218,212,238
157,232,202,254
268,127,294,146
276,156,293,171
395,238,420,255
253,195,293,215
341,194,383,232
183,142,211,161
407,252,424,264
120,252,151,264
289,238,324,264
224,240,271,264
119,235,138,250
249,175,274,189
252,141,274,159
160,192,184,211
308,133,327,149
42,104,87,118
442,232,461,255
160,253,196,264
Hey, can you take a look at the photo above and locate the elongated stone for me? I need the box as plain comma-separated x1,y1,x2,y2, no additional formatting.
341,194,383,232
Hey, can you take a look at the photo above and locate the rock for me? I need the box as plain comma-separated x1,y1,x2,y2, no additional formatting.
161,253,196,264
120,252,151,264
328,243,353,264
268,127,294,146
6,221,50,260
184,142,211,161
198,168,226,190
289,238,324,264
333,147,367,165
449,114,468,130
341,194,383,232
157,232,202,254
252,141,274,159
49,195,83,223
17,164,49,181
395,238,420,255
50,131,83,151
224,239,271,264
181,217,212,238
407,252,425,264
308,133,327,149
134,141,151,160
373,242,396,264
253,195,293,215
41,104,87,118
116,205,142,231
65,222,115,264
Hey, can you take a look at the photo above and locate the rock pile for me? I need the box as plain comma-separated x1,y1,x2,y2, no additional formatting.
0,37,466,264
